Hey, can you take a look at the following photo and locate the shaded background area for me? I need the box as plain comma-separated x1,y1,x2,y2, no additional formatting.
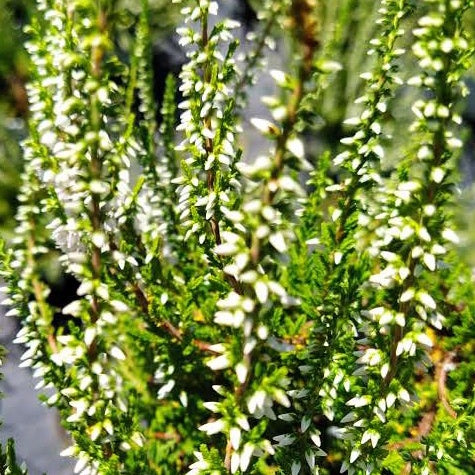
0,1,474,473
0,304,73,474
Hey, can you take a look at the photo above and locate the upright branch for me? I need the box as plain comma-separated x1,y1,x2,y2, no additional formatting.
339,0,474,471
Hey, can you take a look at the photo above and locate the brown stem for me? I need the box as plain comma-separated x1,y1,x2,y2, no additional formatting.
152,431,181,442
88,7,108,327
387,409,436,451
436,351,457,419
387,348,458,468
224,441,233,470
225,5,318,469
250,72,305,266
26,231,57,355
131,283,218,354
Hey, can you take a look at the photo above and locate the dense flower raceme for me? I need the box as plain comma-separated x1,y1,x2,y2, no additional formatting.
338,2,475,473
0,0,474,474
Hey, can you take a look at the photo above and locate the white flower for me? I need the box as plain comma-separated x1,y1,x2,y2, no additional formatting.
346,395,371,407
340,411,357,423
257,325,269,340
255,281,269,304
250,118,279,135
235,362,248,384
240,443,254,471
349,448,361,463
60,445,77,457
230,452,240,474
400,288,415,302
206,354,231,370
291,461,301,475
84,327,96,347
74,455,90,474
110,346,126,360
417,291,436,309
305,450,315,469
372,144,385,158
334,251,343,265
188,452,209,473
110,300,129,312
381,251,397,262
273,433,296,446
416,333,433,347
398,388,411,402
286,137,305,159
215,311,241,327
199,419,225,435
215,243,238,256
362,430,380,448
386,392,397,408
430,167,445,183
442,228,459,244
103,419,113,435
90,424,102,441
158,380,176,399
270,69,287,85
203,401,220,412
269,232,287,253
230,427,241,450
310,431,321,447
247,390,267,414
236,415,250,431
208,1,218,15
423,253,436,271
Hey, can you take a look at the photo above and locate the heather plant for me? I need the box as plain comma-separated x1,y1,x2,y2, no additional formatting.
0,0,474,474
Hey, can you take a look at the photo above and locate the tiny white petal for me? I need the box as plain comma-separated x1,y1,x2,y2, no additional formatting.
231,452,240,473
423,253,436,271
199,419,225,435
269,232,287,253
230,427,241,450
334,252,343,265
350,448,361,463
250,118,278,135
291,461,301,475
442,228,459,244
110,346,126,360
207,354,231,370
240,443,254,471
286,137,305,159
235,362,248,384
255,281,269,304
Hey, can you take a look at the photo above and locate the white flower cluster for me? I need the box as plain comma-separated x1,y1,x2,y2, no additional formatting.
197,96,312,472
174,2,316,471
276,2,413,473
338,0,472,471
174,1,242,250
4,2,148,473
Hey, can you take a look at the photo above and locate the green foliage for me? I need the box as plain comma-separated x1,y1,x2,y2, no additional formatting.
0,439,28,475
0,0,474,474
